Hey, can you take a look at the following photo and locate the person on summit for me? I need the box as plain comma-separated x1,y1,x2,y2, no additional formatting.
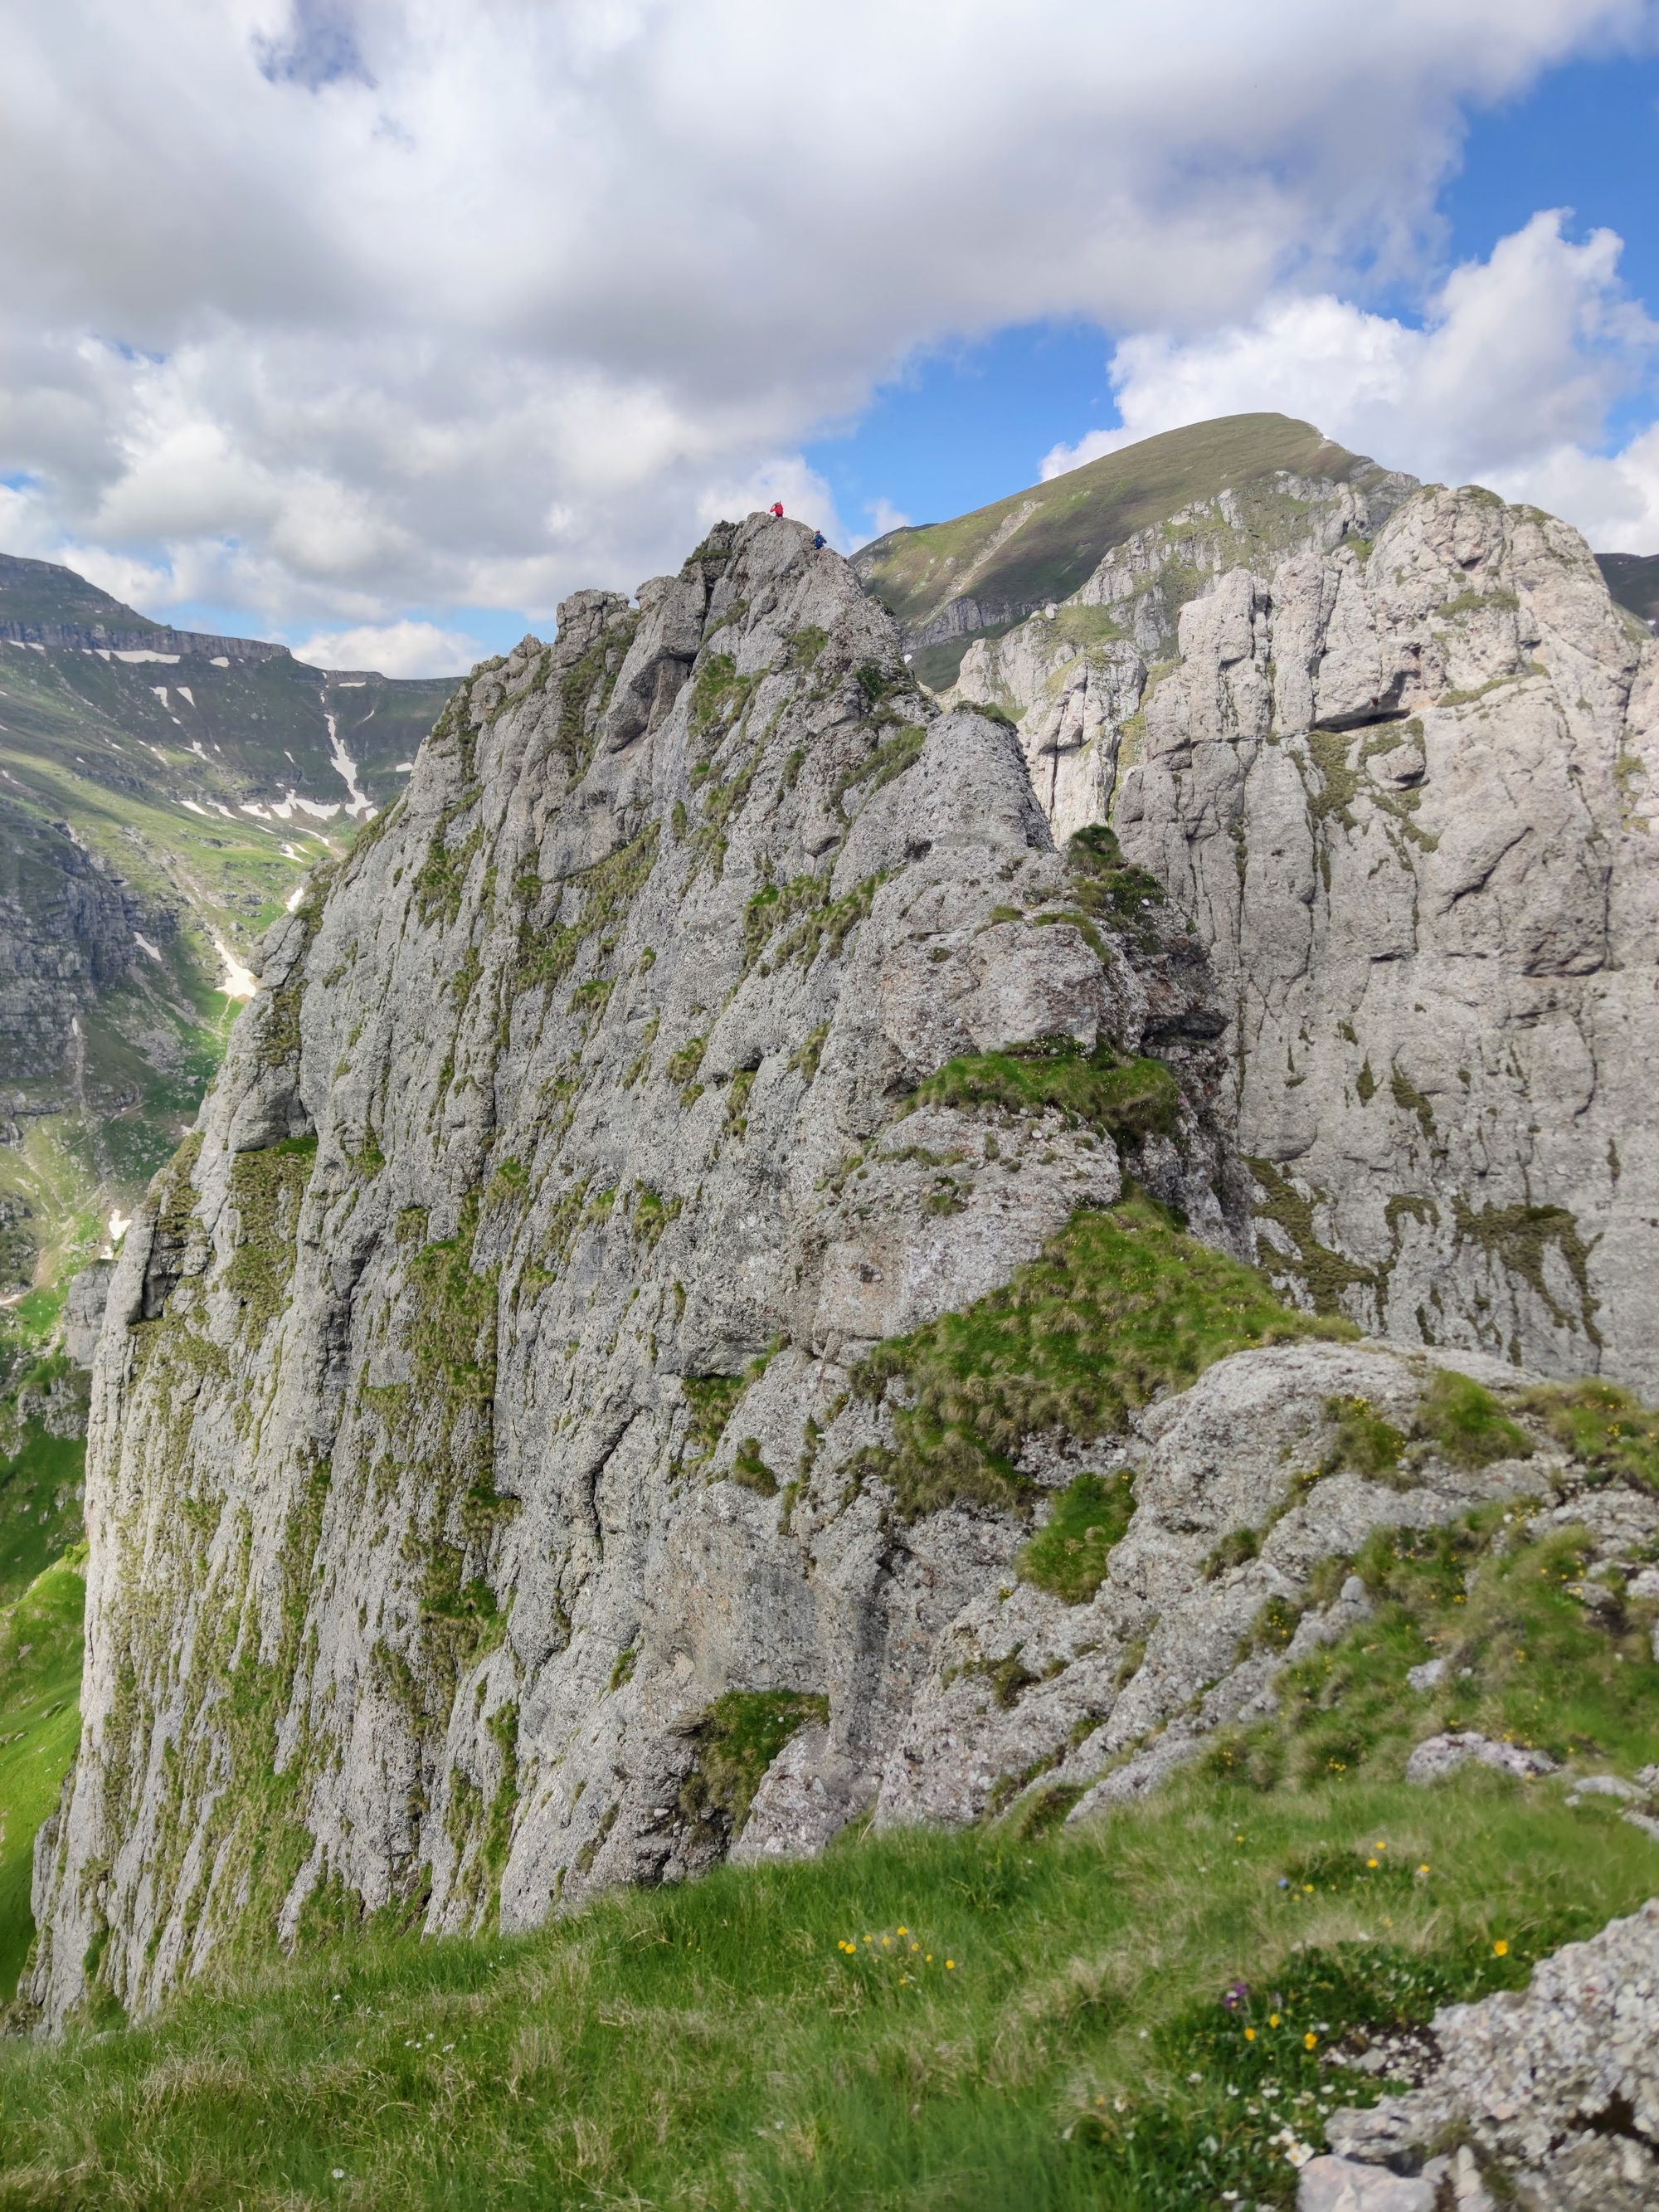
812,529,826,550
770,500,784,519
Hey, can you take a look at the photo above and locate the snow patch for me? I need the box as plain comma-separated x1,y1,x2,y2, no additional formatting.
113,649,180,665
133,932,163,960
211,655,230,667
271,788,343,822
285,882,307,913
106,1208,132,1249
324,705,373,820
180,800,209,817
212,933,258,1000
332,680,367,688
396,761,415,772
150,686,168,705
175,685,194,707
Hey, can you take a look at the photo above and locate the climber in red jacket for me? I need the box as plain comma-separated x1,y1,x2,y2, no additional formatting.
770,501,784,519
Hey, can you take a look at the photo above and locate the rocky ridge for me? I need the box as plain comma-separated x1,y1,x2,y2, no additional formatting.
27,514,1248,2021
951,473,1659,1394
25,509,1659,2051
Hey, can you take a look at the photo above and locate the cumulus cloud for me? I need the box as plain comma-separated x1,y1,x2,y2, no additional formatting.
1042,212,1659,549
1,0,1654,631
289,617,484,677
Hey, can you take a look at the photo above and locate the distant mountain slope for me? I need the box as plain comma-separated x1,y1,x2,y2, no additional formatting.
1598,551,1659,628
0,551,458,1372
852,413,1408,685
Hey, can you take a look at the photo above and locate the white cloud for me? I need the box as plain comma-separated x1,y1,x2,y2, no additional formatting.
1,1,1655,631
1042,212,1659,549
857,498,913,548
290,617,484,677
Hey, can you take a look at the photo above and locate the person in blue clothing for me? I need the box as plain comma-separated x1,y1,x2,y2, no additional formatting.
812,530,825,550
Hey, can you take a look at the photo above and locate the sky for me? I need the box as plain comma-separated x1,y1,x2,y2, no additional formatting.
2,2,1657,675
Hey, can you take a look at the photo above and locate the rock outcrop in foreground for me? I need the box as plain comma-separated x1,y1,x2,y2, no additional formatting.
1306,1898,1659,2210
26,504,1659,2033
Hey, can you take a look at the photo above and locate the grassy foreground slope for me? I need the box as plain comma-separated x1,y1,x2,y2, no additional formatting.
2,1448,1656,2208
0,1777,1649,2210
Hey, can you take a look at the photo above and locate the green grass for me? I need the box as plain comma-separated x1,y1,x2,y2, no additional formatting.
1415,1370,1532,1469
851,1192,1350,1516
0,1406,85,1610
681,1690,830,1838
909,1040,1180,1144
0,1762,1650,2209
1517,1376,1659,1491
0,1551,84,2000
1018,1469,1136,1602
1204,1491,1659,1791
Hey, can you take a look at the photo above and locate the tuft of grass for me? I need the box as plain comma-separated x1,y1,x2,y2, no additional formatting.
909,1038,1180,1145
681,1374,745,1459
1325,1394,1405,1480
679,1689,830,1840
851,1191,1351,1518
1018,1470,1136,1603
1518,1377,1659,1492
1063,823,1168,944
1416,1370,1532,1468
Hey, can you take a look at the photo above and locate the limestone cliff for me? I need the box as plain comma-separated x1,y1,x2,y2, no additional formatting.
27,504,1659,2034
27,516,1248,2021
952,480,1659,1391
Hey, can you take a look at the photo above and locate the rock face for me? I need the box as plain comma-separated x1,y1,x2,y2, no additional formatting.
954,480,1659,1392
24,508,1659,2035
26,515,1246,2022
0,802,152,1090
1324,1898,1659,2209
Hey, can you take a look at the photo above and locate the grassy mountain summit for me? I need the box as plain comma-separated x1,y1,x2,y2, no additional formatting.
852,412,1396,678
0,552,175,637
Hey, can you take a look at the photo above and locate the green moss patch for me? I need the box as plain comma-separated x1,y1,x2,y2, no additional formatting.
679,1689,829,1839
1018,1470,1136,1603
853,1192,1350,1518
222,1138,317,1341
910,1038,1180,1145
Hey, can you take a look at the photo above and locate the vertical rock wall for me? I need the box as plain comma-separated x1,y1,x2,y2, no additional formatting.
957,483,1659,1391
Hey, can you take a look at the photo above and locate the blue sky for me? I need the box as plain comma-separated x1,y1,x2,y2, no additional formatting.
4,2,1658,675
806,49,1659,545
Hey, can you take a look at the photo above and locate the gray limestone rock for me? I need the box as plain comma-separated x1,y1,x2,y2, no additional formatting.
1404,1733,1559,1785
960,479,1659,1392
1297,2156,1437,2212
61,1260,114,1369
24,498,1659,2047
1326,1898,1659,2210
25,515,1244,2026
